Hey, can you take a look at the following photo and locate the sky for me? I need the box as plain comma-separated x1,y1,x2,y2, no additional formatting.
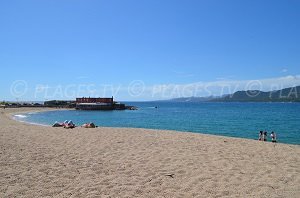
0,0,300,101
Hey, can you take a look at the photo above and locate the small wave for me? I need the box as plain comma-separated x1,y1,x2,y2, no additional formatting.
24,121,50,127
14,114,27,118
14,119,50,127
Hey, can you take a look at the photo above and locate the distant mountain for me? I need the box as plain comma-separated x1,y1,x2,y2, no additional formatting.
167,86,300,102
211,86,300,102
169,96,220,102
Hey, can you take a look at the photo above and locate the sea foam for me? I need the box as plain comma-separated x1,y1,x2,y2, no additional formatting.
14,114,27,118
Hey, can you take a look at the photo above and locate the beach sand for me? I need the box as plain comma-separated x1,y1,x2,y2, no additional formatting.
0,108,299,198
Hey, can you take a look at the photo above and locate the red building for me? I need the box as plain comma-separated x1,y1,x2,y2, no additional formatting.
76,97,113,104
75,97,125,110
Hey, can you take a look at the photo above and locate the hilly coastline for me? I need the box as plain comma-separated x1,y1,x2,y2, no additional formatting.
168,86,300,102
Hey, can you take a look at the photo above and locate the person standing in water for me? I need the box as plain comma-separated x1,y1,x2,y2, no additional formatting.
258,131,263,141
270,131,277,143
263,131,268,141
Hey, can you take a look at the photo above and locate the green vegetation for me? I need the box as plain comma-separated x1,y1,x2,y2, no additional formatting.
0,101,9,106
44,100,75,108
212,86,300,102
169,86,300,102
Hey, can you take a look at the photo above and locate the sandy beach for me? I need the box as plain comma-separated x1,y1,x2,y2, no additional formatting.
0,108,299,197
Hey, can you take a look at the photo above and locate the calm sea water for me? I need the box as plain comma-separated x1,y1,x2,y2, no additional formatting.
14,102,300,145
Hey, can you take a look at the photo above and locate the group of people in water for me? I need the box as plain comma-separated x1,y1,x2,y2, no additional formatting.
258,131,277,143
52,120,97,129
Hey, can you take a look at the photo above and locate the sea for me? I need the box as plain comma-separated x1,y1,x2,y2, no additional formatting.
13,102,300,145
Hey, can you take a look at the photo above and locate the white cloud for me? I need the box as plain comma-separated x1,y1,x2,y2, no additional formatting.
131,75,300,100
22,75,300,101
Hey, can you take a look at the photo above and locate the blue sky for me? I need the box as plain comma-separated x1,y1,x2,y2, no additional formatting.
0,0,300,101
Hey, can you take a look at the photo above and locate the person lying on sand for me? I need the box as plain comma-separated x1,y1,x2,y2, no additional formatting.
64,120,75,129
52,121,64,127
81,122,97,128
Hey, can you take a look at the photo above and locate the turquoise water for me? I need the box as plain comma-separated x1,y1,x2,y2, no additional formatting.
14,102,300,145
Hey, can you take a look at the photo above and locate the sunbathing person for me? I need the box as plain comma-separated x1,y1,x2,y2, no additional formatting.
52,121,63,127
81,122,97,128
64,120,75,129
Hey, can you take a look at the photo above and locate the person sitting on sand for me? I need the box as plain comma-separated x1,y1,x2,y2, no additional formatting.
258,131,263,141
270,131,277,143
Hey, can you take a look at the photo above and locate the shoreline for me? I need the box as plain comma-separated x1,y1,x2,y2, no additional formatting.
1,108,299,197
8,107,300,146
10,108,71,128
